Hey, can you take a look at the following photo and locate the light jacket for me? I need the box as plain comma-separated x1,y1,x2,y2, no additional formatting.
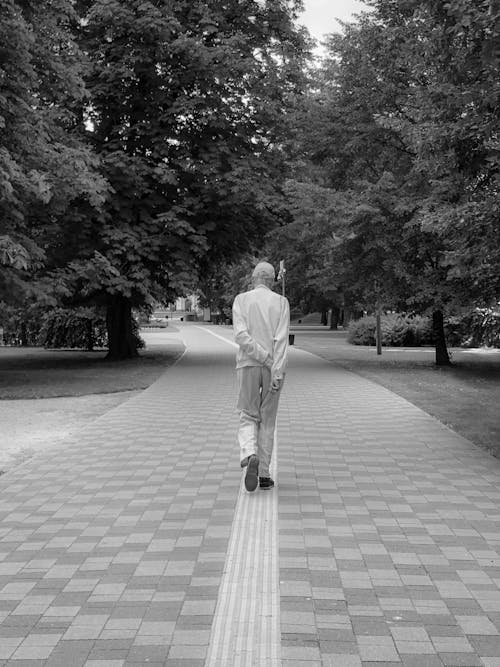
232,284,290,380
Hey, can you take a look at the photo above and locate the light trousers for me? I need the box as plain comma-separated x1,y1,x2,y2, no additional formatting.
237,366,283,478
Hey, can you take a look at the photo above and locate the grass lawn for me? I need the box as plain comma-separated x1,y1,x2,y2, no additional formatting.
2,322,498,461
293,326,500,458
0,328,184,399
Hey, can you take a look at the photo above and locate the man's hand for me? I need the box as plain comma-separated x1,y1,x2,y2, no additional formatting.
271,376,282,392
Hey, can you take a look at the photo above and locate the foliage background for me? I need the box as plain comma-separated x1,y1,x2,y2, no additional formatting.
1,0,499,360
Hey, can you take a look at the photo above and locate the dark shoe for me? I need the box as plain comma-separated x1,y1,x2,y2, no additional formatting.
244,455,259,492
259,477,275,489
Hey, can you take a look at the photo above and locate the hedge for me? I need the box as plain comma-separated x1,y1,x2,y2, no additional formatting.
348,309,500,348
37,308,108,350
348,314,433,347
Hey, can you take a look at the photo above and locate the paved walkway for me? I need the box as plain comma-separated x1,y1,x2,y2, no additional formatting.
1,324,500,666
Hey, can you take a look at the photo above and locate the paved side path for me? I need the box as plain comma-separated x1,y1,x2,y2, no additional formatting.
1,324,500,667
0,327,241,666
278,348,500,667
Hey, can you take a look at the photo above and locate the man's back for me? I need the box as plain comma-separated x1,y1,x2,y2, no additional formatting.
237,286,283,344
232,284,289,377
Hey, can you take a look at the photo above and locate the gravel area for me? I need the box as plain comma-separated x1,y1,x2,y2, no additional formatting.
0,391,138,473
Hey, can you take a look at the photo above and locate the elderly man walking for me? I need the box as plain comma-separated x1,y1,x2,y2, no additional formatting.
232,261,290,492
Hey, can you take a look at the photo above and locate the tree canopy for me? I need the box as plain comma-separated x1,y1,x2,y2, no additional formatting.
1,0,309,357
2,0,498,362
0,0,106,305
263,0,500,363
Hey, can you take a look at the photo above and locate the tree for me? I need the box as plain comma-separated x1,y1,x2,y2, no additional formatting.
362,0,500,360
368,0,500,308
0,0,107,315
263,180,350,325
272,0,500,364
56,0,308,358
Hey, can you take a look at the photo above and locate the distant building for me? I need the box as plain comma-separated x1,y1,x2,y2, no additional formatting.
173,295,199,312
152,294,202,320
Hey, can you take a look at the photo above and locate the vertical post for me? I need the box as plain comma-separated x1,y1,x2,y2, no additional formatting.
375,280,382,356
278,259,286,297
376,304,382,355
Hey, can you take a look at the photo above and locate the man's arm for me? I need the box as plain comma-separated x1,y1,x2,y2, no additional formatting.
232,295,272,367
271,297,290,381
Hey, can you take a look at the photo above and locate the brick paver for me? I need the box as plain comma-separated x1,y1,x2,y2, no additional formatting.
279,346,500,667
0,323,500,666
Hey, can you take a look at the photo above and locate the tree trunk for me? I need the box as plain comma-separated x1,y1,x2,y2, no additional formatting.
432,309,451,366
86,319,94,352
106,295,139,360
330,306,340,330
321,309,328,326
20,322,28,346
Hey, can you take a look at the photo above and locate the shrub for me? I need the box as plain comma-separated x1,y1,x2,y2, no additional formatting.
131,316,146,349
465,308,500,348
348,313,434,347
444,315,468,347
38,308,146,351
409,315,433,346
442,308,500,348
38,308,107,350
348,315,376,345
381,314,410,346
0,303,40,345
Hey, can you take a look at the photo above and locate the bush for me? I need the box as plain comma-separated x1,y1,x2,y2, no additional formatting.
348,313,434,347
131,317,146,350
38,308,107,350
444,315,468,347
1,303,146,351
348,315,376,345
381,314,410,346
409,315,433,346
442,308,500,348
0,303,40,345
464,308,500,348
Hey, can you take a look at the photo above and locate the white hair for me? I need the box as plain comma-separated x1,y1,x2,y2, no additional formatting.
252,261,275,282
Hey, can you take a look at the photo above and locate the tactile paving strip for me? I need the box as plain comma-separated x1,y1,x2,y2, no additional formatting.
203,327,280,666
206,446,279,666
